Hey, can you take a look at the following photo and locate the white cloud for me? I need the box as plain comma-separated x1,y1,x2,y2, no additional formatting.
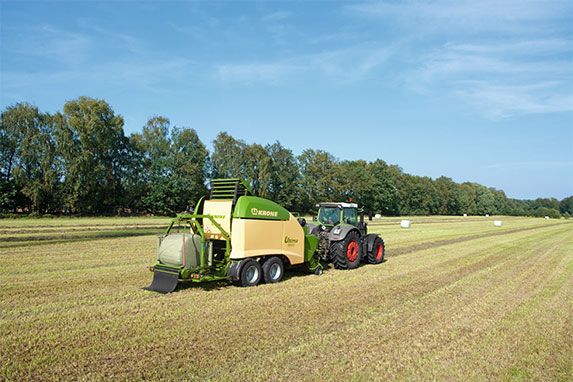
215,63,304,83
215,44,393,84
484,161,573,169
455,81,573,119
262,11,291,22
348,0,571,26
409,39,573,118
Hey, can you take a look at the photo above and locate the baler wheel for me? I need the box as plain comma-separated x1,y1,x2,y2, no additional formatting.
238,259,262,287
262,257,284,283
367,237,385,264
330,231,362,270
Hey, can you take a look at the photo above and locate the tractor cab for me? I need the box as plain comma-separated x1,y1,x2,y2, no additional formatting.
316,202,359,230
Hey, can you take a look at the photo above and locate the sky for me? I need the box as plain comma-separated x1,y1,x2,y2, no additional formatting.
1,0,572,200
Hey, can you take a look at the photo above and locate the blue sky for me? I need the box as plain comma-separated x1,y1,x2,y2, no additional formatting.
1,0,572,200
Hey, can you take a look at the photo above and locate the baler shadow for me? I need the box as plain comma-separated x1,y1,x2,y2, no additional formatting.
175,280,232,292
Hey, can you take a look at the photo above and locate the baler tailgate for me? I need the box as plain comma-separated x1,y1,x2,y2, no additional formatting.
143,265,179,294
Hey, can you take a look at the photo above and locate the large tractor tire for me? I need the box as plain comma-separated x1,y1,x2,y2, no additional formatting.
262,256,284,283
235,258,262,287
367,236,385,264
330,231,362,270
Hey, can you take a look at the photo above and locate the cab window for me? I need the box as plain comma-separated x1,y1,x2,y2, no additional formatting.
343,208,357,226
318,207,340,225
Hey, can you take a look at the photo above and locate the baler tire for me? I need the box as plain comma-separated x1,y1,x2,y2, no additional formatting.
238,259,262,287
330,231,362,270
262,257,284,284
367,236,385,264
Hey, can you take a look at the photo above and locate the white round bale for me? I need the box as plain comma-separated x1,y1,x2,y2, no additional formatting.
494,220,502,227
400,220,411,228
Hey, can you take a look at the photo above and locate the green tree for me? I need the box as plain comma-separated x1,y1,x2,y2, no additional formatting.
464,183,496,215
458,183,477,215
366,160,400,216
264,142,300,211
170,126,209,209
1,103,61,213
242,143,272,197
434,176,461,215
297,149,338,212
332,160,373,209
211,132,249,179
55,97,130,214
559,196,573,216
492,189,510,215
132,117,208,214
396,175,440,215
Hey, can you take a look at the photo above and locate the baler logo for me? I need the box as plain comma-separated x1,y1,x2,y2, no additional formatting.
251,207,278,217
284,236,298,244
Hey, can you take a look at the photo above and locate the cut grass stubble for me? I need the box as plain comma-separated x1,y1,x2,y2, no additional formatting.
1,216,571,381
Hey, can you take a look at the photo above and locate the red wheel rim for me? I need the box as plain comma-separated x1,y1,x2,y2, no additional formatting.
347,240,359,263
375,243,383,260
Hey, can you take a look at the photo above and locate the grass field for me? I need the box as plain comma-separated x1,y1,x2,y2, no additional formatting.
1,216,571,381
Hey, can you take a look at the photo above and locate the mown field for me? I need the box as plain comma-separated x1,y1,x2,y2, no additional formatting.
1,216,571,381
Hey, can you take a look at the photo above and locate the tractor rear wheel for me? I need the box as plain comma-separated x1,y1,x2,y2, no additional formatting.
330,231,362,270
262,257,284,283
238,259,262,287
367,236,385,264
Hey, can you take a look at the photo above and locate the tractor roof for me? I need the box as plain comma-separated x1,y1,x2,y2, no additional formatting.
316,202,358,208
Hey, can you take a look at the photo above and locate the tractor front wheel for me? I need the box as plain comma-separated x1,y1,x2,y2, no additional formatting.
237,259,262,287
367,236,385,264
330,231,362,270
262,257,284,283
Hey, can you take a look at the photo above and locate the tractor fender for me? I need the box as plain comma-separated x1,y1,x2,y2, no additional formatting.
328,225,360,242
365,234,380,253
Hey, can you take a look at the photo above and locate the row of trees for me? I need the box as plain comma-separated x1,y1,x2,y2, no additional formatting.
1,97,571,218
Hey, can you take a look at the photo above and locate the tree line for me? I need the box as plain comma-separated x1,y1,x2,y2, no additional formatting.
1,97,571,218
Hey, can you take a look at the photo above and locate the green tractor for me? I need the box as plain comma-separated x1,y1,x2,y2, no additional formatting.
304,202,385,270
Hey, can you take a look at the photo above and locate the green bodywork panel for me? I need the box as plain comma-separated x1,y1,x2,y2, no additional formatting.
233,196,290,221
303,234,321,272
304,234,318,262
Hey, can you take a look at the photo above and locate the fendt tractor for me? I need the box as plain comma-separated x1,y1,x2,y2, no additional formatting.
306,202,385,270
144,179,385,293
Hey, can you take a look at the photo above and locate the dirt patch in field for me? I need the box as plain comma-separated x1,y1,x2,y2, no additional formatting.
388,222,568,257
